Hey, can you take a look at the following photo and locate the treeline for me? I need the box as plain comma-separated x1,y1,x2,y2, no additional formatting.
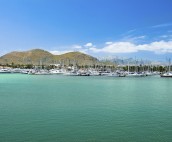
0,63,34,69
121,65,169,72
0,62,116,70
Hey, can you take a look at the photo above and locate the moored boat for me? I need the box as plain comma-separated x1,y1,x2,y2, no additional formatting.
126,72,145,77
0,69,11,73
108,72,119,77
161,58,172,77
161,72,172,77
49,69,64,75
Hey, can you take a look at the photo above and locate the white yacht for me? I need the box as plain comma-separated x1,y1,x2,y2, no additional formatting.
49,69,64,75
11,68,21,73
119,72,126,77
0,68,11,73
108,72,119,77
20,69,30,74
100,71,111,76
77,70,90,76
89,70,100,76
34,70,50,75
126,72,145,77
28,69,49,75
145,71,154,76
28,69,36,75
64,70,79,76
161,59,172,77
161,72,172,77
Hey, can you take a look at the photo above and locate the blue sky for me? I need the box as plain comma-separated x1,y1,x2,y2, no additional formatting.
0,0,172,61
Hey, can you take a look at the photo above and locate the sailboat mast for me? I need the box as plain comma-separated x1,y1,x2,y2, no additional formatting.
40,59,42,69
169,58,171,72
128,61,129,73
135,60,137,73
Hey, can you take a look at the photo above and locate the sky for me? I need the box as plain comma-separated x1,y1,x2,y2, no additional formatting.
0,0,172,61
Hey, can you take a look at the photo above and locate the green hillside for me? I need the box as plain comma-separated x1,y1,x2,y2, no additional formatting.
0,49,100,66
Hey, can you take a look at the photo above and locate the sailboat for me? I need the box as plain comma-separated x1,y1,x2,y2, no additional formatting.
28,60,50,75
161,59,172,77
126,60,145,77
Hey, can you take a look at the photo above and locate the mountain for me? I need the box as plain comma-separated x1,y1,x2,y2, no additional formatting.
54,52,99,65
0,49,99,66
100,56,164,65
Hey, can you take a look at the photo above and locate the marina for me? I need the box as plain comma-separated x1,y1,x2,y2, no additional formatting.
0,0,172,141
0,66,168,77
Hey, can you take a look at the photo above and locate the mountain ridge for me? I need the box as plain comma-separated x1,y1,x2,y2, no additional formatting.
0,49,100,66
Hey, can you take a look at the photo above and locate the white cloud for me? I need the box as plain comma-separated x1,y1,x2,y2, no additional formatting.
105,42,113,45
137,40,172,53
84,42,93,47
89,40,172,54
159,35,172,39
122,35,146,43
49,48,88,55
78,49,88,54
90,42,137,53
121,29,136,36
50,50,73,55
126,29,136,34
152,23,172,28
49,43,92,55
160,35,168,38
134,36,145,39
50,40,172,55
72,45,82,49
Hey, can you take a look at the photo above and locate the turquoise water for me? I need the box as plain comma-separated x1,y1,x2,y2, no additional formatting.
0,74,172,142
